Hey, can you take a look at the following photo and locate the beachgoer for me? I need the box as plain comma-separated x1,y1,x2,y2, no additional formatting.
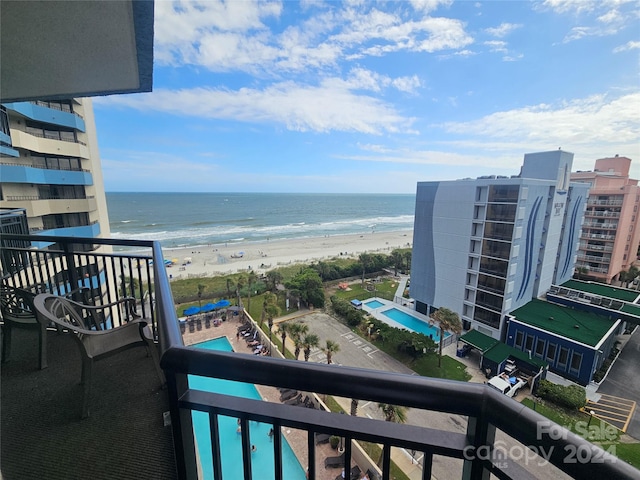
268,428,274,441
251,445,257,453
236,426,241,434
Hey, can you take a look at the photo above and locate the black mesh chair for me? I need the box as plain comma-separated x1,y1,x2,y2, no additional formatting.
33,293,165,418
1,285,48,369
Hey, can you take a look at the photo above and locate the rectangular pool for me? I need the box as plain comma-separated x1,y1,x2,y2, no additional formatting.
364,299,385,309
381,308,450,342
191,337,306,479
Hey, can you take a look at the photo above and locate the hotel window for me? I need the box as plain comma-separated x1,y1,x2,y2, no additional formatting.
558,347,569,369
524,334,534,352
535,338,546,358
546,343,557,363
570,352,582,375
515,331,524,348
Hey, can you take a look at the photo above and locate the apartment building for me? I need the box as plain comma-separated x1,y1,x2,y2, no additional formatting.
0,98,110,249
571,156,640,284
411,150,589,340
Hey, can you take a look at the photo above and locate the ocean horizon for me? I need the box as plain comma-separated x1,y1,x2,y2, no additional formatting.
107,192,416,250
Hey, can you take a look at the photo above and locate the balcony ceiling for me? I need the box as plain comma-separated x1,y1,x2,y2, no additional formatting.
0,0,154,102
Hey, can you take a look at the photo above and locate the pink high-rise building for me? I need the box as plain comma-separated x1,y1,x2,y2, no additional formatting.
572,156,640,283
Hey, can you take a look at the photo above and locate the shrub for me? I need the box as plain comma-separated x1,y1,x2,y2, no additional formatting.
537,379,586,410
329,435,340,449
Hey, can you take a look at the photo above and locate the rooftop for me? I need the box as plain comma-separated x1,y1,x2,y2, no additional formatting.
510,299,618,347
561,280,640,303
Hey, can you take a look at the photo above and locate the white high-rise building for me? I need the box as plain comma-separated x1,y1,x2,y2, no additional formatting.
411,150,590,339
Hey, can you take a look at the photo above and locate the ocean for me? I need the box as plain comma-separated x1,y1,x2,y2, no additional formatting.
107,192,415,250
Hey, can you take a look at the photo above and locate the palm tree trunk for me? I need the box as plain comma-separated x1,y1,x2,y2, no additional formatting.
438,326,443,367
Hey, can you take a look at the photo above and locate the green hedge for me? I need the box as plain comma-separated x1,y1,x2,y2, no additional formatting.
537,379,586,410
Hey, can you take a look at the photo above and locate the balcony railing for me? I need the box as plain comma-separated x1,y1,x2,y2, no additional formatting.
1,233,638,480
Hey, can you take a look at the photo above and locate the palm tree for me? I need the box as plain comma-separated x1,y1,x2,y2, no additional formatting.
403,250,412,272
375,403,409,467
266,301,280,357
235,275,245,309
389,250,403,276
289,323,309,360
302,333,319,361
278,322,291,356
377,403,408,423
350,399,359,416
197,284,205,309
322,339,340,364
432,307,462,368
359,253,372,285
260,292,277,328
266,270,282,292
247,270,258,312
226,278,235,298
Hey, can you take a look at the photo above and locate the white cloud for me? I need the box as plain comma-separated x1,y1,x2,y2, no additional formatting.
485,22,522,38
96,81,417,135
613,40,640,52
484,40,507,53
439,93,640,156
410,0,453,14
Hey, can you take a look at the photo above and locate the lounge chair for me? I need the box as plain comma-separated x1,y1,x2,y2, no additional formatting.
324,453,345,469
33,293,165,418
284,393,303,405
280,389,298,402
366,468,381,480
350,466,362,480
315,433,331,445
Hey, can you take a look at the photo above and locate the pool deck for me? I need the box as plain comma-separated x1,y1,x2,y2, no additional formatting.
181,315,356,480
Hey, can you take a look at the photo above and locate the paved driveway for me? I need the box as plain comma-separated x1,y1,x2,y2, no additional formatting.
597,328,640,439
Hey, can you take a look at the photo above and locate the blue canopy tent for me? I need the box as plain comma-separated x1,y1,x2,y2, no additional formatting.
215,299,231,309
201,303,216,313
183,306,200,316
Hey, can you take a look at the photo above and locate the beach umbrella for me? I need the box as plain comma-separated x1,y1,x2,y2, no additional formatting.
184,306,200,316
201,303,216,313
215,299,231,309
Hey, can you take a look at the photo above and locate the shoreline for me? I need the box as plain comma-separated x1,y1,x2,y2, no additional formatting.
161,229,413,278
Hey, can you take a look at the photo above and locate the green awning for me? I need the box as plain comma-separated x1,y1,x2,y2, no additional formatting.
458,329,499,353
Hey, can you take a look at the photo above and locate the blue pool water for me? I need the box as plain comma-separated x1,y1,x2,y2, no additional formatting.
364,299,385,309
381,308,450,342
191,337,306,480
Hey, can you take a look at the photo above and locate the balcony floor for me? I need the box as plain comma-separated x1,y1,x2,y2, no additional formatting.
1,328,176,480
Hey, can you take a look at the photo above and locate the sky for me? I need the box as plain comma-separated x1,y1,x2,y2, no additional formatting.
93,0,640,194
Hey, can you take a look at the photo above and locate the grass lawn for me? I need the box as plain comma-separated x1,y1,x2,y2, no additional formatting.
370,336,471,381
521,398,640,469
332,278,399,302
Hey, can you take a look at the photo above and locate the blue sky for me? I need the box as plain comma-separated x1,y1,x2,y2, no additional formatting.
94,0,640,193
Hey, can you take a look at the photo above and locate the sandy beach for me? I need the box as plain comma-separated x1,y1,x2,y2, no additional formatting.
162,230,413,279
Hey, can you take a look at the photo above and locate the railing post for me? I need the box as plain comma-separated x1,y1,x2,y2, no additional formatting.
61,241,80,292
167,370,198,479
462,414,496,480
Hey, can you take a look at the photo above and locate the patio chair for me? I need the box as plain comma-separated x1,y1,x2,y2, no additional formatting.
324,453,345,469
315,433,331,445
1,285,47,369
33,293,165,418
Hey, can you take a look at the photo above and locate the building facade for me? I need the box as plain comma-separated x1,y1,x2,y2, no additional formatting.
0,99,111,249
571,156,640,284
411,150,589,340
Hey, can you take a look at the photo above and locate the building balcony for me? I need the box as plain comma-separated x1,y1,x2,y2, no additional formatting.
1,233,637,480
587,199,624,207
584,210,620,218
576,253,612,264
8,129,89,158
579,243,613,252
582,222,618,230
580,232,616,241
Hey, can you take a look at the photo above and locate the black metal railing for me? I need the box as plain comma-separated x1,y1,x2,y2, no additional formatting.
1,234,638,480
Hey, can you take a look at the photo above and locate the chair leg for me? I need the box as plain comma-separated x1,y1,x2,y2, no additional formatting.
1,324,11,363
145,340,166,387
38,323,48,369
81,357,93,418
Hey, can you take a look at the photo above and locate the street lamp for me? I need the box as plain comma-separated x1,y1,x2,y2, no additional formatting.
587,410,596,427
268,317,273,357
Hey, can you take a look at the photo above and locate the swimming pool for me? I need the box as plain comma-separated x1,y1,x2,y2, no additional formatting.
381,308,450,342
191,337,306,479
364,299,385,309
